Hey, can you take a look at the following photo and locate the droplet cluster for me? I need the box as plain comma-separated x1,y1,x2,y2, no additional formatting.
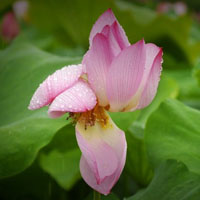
29,64,82,110
48,80,97,115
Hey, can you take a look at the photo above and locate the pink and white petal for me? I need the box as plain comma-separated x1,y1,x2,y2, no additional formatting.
107,24,122,57
89,9,116,46
83,33,112,106
106,40,146,112
99,24,122,57
28,64,83,110
141,43,161,85
136,49,163,109
101,22,130,57
89,9,129,48
124,43,161,111
101,25,110,36
110,21,130,50
48,80,97,118
76,111,127,191
80,156,110,195
77,132,118,183
80,137,126,195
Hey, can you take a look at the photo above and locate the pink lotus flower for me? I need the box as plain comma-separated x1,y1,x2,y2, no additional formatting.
29,9,162,195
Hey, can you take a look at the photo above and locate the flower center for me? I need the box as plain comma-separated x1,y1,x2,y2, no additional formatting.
68,105,108,129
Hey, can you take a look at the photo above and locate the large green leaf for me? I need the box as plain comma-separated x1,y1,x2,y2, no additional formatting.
126,160,200,200
109,111,140,132
166,69,200,109
125,130,153,186
40,149,81,190
0,39,81,178
145,99,200,175
194,59,200,87
39,124,81,190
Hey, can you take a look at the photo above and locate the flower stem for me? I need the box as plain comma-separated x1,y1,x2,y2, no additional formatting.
93,190,101,200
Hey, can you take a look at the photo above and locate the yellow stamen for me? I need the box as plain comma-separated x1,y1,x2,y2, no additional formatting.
68,105,109,130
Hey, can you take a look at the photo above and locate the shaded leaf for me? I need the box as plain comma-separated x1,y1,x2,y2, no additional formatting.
125,130,153,186
39,124,81,190
40,149,81,190
126,160,200,200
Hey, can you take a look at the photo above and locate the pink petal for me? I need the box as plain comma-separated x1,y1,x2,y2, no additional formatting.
82,34,112,106
110,21,130,50
106,40,146,112
136,48,163,109
28,64,83,110
101,24,121,57
89,9,129,48
89,9,116,46
124,43,162,111
76,112,127,195
101,22,130,57
48,80,97,118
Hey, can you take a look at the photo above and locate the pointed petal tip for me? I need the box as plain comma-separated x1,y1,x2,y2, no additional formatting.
157,47,163,61
159,47,163,54
98,189,110,196
92,32,106,42
140,38,145,45
28,105,33,110
89,8,117,46
104,8,114,16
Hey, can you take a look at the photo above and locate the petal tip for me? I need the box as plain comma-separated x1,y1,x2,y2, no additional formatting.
140,38,145,45
28,105,33,110
104,8,114,16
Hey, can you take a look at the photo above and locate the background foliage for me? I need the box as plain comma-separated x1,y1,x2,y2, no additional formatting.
0,0,200,199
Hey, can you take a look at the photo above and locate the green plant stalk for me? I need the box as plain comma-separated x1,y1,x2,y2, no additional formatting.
93,190,101,200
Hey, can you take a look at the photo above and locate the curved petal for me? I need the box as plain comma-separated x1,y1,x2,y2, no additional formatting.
101,22,130,57
101,24,122,57
124,44,162,111
95,22,128,57
28,64,83,110
106,40,146,112
83,34,112,106
110,21,130,50
89,9,129,48
76,111,127,195
48,80,97,118
136,48,163,109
